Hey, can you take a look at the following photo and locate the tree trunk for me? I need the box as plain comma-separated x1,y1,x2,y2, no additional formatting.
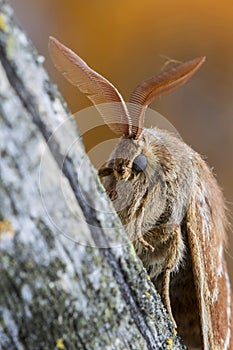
0,1,186,349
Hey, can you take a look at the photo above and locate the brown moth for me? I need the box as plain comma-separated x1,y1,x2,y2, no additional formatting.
49,37,233,350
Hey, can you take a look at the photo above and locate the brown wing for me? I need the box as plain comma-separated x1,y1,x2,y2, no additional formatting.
49,37,131,137
129,57,205,139
186,154,233,350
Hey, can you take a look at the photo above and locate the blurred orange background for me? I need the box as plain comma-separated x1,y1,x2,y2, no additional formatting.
13,0,233,280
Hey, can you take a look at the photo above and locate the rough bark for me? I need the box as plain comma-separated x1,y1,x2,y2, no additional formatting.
0,1,186,349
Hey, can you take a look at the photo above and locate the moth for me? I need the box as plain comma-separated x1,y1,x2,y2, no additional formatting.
49,37,233,350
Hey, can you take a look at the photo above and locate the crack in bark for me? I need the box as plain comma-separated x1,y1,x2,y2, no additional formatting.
0,42,159,350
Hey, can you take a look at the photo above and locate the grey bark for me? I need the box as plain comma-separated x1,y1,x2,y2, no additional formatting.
0,1,186,349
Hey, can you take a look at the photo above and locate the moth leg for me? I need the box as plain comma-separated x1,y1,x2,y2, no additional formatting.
135,189,155,251
162,267,177,327
161,224,183,328
138,236,155,252
98,166,113,178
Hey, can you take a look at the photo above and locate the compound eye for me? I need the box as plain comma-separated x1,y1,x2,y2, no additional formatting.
132,154,147,173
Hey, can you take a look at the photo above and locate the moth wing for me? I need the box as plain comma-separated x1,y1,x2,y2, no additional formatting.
49,37,131,137
186,157,233,350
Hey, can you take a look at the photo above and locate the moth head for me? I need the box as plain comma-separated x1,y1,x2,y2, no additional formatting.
109,129,175,188
110,137,148,182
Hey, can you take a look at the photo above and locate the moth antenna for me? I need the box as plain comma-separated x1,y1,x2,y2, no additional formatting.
49,37,131,137
129,56,206,139
159,56,181,72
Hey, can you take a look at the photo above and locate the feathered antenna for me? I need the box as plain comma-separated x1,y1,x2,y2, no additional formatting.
129,56,206,139
49,37,205,141
49,37,131,137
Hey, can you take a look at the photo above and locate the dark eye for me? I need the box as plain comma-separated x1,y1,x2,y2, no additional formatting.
132,154,147,173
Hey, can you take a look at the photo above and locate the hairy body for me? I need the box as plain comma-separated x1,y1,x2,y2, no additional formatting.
100,127,229,348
